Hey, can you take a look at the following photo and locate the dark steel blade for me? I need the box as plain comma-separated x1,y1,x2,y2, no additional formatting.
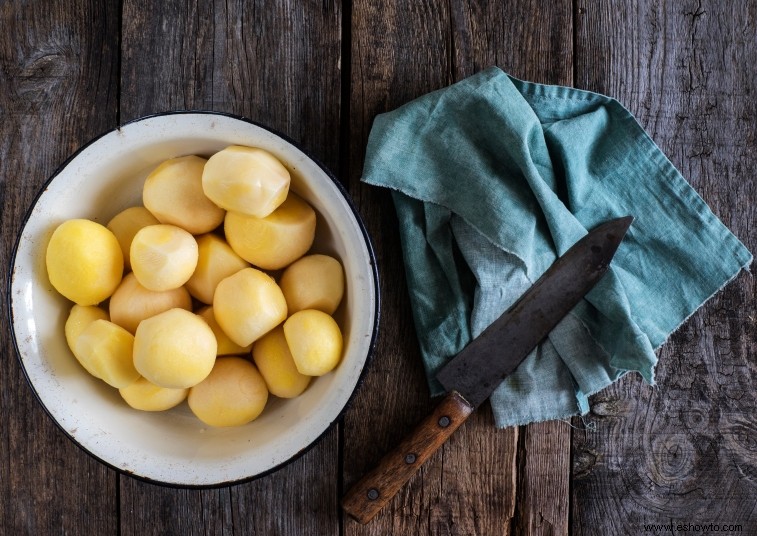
435,216,633,409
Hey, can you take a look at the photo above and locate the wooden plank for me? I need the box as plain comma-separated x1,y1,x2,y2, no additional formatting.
0,0,121,533
469,3,575,535
118,1,343,534
343,1,459,531
573,1,756,533
513,421,571,536
344,1,573,534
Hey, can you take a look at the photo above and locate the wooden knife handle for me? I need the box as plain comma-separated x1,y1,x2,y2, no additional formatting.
341,390,475,524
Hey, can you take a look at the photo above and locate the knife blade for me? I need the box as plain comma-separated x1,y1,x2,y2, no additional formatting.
342,215,633,524
436,215,634,408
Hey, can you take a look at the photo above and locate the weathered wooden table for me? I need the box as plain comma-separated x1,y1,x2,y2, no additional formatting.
1,1,755,534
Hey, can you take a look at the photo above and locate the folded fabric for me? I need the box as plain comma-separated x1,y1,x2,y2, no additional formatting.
362,67,753,428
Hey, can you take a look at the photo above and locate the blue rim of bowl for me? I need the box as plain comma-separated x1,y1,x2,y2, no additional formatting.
6,110,381,489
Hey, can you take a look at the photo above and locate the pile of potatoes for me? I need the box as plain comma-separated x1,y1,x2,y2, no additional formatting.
46,146,346,428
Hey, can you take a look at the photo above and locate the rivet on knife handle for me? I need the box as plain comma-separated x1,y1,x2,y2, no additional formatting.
341,390,474,524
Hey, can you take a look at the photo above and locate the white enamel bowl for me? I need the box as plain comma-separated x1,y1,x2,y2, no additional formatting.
8,112,379,486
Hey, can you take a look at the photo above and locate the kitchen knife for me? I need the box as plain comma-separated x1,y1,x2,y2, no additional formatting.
342,215,633,524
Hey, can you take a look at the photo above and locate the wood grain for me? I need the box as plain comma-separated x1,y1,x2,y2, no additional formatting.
117,1,343,534
0,0,120,533
573,0,756,533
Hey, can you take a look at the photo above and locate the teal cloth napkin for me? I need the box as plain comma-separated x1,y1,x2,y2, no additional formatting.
362,67,753,428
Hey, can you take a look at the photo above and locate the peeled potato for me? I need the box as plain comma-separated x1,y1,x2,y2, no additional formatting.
279,254,345,314
46,219,123,305
202,145,290,218
185,233,249,304
283,309,343,376
119,377,188,412
187,357,269,427
74,319,139,388
143,155,225,234
252,326,311,398
196,306,252,356
109,272,192,333
213,268,288,347
107,206,160,270
130,224,198,291
224,192,316,270
133,308,217,389
64,304,109,358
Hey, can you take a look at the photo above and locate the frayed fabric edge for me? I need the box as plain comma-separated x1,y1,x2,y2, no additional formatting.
490,404,586,430
652,258,753,352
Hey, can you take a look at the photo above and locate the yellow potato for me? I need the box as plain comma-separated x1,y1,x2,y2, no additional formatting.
196,306,252,356
213,268,288,347
74,319,139,388
252,326,311,398
187,357,269,427
107,206,160,270
119,377,188,412
133,308,217,389
185,233,249,304
202,145,290,218
46,219,124,305
109,272,192,333
130,224,198,291
283,310,343,376
279,254,345,314
224,192,316,270
64,304,109,358
143,155,225,234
